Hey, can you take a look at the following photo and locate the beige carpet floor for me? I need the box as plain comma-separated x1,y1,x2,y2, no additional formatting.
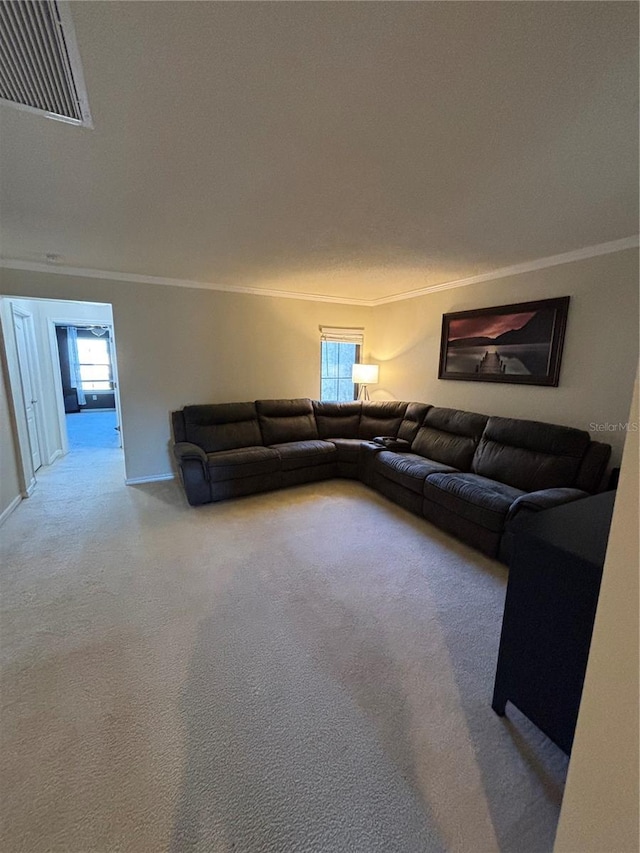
0,442,568,852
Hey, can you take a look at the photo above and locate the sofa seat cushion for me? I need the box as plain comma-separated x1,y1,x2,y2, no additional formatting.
270,440,338,471
424,472,525,532
326,437,375,464
375,451,458,495
207,446,280,482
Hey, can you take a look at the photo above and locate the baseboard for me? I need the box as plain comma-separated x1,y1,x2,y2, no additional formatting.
125,473,175,485
47,449,64,466
0,495,22,526
25,478,37,497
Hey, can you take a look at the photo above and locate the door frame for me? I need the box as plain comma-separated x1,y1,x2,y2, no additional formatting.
46,317,124,454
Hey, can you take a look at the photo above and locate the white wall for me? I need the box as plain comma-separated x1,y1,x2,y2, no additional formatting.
554,377,639,853
368,249,639,466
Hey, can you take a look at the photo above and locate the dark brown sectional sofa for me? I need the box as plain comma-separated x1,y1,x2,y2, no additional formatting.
171,398,611,563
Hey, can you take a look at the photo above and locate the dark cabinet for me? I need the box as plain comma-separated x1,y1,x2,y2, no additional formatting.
492,491,616,754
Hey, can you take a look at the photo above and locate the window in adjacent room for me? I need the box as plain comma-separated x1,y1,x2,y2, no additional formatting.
319,327,364,402
76,335,113,391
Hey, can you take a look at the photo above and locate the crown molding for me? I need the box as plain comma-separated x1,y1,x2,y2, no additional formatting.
0,259,372,306
371,236,639,305
1,235,637,307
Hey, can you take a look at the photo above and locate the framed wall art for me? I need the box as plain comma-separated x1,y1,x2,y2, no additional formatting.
438,296,570,386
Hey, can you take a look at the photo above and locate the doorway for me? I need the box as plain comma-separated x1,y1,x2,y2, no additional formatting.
53,323,122,453
0,296,124,496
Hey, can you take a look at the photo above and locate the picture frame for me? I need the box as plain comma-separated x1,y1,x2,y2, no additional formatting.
438,296,570,386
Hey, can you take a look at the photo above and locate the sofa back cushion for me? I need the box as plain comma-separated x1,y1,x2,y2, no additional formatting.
411,407,488,470
472,416,591,492
171,410,187,443
575,440,611,493
358,401,408,439
182,402,262,452
397,403,431,443
312,401,361,438
256,398,319,445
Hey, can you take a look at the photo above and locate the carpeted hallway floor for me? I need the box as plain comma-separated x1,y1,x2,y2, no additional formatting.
65,409,121,450
0,440,569,852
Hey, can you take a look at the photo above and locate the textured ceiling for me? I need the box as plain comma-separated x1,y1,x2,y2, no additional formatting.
0,1,638,302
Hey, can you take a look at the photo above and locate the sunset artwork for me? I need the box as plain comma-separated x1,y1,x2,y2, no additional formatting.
438,298,570,386
447,312,537,342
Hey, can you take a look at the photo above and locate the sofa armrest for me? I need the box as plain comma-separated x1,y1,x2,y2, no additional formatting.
506,487,590,524
173,441,207,464
173,442,211,505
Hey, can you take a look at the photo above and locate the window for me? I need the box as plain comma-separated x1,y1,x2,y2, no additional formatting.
76,337,113,391
319,327,364,402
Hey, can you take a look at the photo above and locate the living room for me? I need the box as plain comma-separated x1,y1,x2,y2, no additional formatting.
0,3,638,852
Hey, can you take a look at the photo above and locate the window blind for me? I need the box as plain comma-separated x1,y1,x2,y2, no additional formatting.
319,326,364,345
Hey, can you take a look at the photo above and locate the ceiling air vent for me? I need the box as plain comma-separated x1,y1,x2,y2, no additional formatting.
0,0,92,126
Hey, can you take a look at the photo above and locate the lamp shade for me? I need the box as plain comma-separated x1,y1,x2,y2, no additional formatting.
352,363,379,385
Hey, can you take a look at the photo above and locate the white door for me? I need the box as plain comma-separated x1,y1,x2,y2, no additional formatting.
13,312,43,472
